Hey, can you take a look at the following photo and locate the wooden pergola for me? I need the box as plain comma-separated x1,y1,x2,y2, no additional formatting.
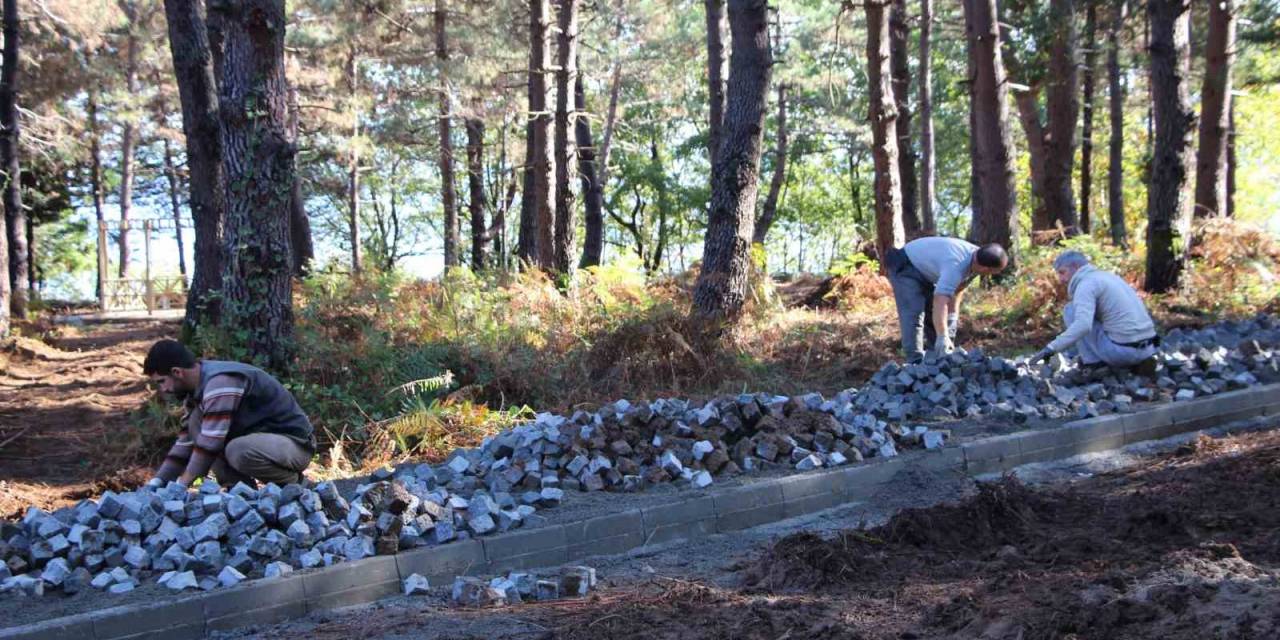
96,217,192,313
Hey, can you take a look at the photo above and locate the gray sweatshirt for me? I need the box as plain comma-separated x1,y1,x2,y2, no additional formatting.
902,236,979,297
1048,265,1157,353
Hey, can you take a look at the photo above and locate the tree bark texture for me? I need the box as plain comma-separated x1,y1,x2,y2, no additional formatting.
1193,0,1234,218
552,0,579,274
528,0,556,270
704,0,728,170
2,0,23,318
1107,0,1127,247
890,0,920,237
161,138,189,277
918,0,936,233
866,0,906,263
118,4,140,278
1080,0,1098,233
1144,0,1194,293
575,69,604,269
466,117,489,270
518,121,536,263
212,0,297,371
691,0,771,323
436,0,459,269
962,0,1018,265
1013,88,1052,232
753,83,787,245
1042,0,1080,234
1226,99,1236,217
163,0,226,327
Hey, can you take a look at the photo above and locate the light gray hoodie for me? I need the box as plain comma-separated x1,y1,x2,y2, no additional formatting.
1048,265,1157,353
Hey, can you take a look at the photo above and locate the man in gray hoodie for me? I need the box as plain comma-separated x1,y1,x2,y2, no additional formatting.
1032,251,1159,374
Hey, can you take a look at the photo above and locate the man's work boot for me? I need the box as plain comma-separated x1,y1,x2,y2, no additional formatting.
1132,356,1159,378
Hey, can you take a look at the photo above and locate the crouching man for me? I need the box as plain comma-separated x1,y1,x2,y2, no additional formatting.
1032,251,1159,375
143,339,316,488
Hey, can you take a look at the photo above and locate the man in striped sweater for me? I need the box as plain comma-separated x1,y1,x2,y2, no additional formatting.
143,340,316,488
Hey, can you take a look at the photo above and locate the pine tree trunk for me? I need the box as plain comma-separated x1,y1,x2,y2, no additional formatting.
286,79,312,276
691,0,771,323
704,0,728,169
346,47,362,274
164,0,226,329
161,138,189,278
436,0,459,269
1043,0,1081,235
1145,0,1194,293
118,9,139,279
1014,88,1053,234
518,121,536,263
529,0,556,270
212,0,296,371
962,0,1019,266
1,0,24,318
1193,0,1234,218
1080,0,1098,234
918,0,936,233
576,69,605,269
890,0,920,237
1226,99,1236,218
866,0,906,263
466,117,489,270
752,83,787,244
1107,0,1127,247
553,0,579,274
88,83,107,303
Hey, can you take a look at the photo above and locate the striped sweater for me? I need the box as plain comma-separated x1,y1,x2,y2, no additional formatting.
156,374,246,482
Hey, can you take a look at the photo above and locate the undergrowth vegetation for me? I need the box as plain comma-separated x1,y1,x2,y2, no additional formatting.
184,221,1279,473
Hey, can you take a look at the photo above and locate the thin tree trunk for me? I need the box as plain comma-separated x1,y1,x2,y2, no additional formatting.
866,0,906,263
466,116,488,270
436,0,459,269
161,138,188,277
1080,0,1098,234
164,0,226,329
518,121,536,263
962,0,1019,266
753,83,787,244
529,0,556,270
890,0,920,237
1193,0,1234,218
346,46,362,273
1014,88,1053,233
704,0,728,169
88,83,107,303
286,79,312,276
576,68,605,269
1107,0,1127,247
691,0,771,323
1145,0,1194,293
918,0,936,233
211,0,296,371
1226,99,1236,217
118,4,139,279
553,0,579,274
1,0,23,318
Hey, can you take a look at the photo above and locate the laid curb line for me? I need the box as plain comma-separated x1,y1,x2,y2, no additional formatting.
6,382,1280,640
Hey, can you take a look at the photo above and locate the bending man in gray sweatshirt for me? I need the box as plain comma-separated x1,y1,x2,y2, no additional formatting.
1032,251,1159,371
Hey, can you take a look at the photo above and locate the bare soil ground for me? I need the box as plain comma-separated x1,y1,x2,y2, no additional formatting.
0,319,176,517
230,426,1280,640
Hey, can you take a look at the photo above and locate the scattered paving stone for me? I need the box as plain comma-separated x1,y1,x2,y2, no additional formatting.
403,573,431,595
217,566,246,588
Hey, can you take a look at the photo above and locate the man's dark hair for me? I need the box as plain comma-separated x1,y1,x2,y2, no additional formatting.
143,339,197,375
975,243,1009,269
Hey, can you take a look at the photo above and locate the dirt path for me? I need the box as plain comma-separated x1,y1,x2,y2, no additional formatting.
0,319,177,516
226,422,1280,640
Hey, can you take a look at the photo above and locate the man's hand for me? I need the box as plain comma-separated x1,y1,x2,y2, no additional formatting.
934,335,954,356
1032,347,1055,364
